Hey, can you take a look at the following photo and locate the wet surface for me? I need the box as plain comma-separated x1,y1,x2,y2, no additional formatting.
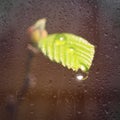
0,0,120,120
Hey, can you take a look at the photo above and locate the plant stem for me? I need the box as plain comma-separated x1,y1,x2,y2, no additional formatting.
6,44,36,120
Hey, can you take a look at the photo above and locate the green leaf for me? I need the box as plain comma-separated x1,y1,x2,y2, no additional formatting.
38,33,95,72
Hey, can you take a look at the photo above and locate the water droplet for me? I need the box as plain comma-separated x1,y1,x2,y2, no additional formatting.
102,104,107,107
84,89,88,93
104,110,109,115
114,45,118,49
28,74,37,88
76,74,83,81
68,47,74,53
30,111,34,114
59,37,64,41
53,95,57,98
68,79,72,84
77,111,82,114
75,72,88,81
69,48,74,52
54,34,66,45
104,33,108,37
105,54,110,59
96,68,100,74
30,103,35,107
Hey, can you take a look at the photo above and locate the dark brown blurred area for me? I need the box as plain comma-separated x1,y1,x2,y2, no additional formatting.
0,0,120,120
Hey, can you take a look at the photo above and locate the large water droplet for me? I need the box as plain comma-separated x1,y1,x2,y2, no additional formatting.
75,72,88,81
77,111,82,114
76,74,83,81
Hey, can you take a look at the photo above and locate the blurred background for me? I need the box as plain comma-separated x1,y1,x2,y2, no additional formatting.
0,0,120,120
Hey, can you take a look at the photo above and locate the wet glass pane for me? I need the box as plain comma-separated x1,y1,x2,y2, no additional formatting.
0,0,120,120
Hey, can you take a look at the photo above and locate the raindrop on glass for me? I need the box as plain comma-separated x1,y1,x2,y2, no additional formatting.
77,111,82,114
30,111,34,114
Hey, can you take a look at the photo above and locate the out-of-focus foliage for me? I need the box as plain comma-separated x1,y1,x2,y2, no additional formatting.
39,33,95,72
